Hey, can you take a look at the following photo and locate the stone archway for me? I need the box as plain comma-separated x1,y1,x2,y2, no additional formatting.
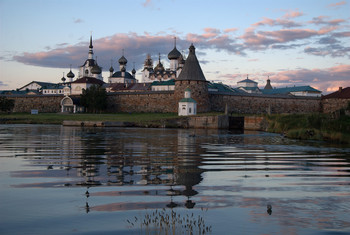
61,96,74,113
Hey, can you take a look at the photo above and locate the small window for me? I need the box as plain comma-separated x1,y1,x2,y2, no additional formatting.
189,108,192,113
85,69,89,74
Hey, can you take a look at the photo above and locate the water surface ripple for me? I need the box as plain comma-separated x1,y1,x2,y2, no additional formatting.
0,124,349,235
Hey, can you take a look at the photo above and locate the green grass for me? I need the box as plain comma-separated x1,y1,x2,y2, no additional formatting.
0,112,224,125
0,112,179,125
266,113,350,144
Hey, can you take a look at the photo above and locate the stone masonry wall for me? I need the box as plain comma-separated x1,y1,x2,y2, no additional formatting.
7,95,63,113
210,93,321,114
174,80,210,113
3,91,323,114
107,91,177,113
321,98,350,113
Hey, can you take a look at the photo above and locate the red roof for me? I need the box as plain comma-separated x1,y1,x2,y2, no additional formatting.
322,87,350,99
72,77,105,86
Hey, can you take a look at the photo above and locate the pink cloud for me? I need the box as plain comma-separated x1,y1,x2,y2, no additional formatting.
202,27,221,38
327,1,347,8
269,64,350,93
252,10,303,29
282,9,304,19
309,16,345,26
240,25,341,50
252,17,302,29
224,28,238,33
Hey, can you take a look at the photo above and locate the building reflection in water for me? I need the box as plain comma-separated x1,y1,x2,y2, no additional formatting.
4,125,350,233
56,127,208,211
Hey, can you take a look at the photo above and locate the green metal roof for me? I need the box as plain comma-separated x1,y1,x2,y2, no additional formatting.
262,86,321,95
179,97,197,103
151,79,175,86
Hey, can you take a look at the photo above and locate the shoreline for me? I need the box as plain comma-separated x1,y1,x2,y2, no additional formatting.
1,112,349,145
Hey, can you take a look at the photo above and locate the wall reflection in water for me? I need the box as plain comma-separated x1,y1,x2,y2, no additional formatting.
2,124,350,233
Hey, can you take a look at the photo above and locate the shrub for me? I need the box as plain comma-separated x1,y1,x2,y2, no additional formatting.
0,97,15,112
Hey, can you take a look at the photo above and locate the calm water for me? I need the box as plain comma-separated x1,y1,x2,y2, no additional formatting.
0,124,350,235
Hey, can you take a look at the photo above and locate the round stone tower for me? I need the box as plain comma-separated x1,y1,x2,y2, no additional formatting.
174,44,210,113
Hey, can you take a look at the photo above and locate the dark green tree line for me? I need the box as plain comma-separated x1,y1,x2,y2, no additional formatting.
80,85,107,113
0,97,15,112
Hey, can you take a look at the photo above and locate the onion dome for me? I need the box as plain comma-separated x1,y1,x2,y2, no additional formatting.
61,72,66,82
109,66,114,73
154,61,164,73
67,69,75,79
118,55,127,66
91,64,102,74
132,68,136,75
168,47,181,60
168,37,181,60
154,53,165,73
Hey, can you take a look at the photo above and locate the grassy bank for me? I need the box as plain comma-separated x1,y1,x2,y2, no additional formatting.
0,113,179,125
266,113,350,144
0,112,223,126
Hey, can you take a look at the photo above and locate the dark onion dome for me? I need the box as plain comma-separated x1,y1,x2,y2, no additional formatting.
154,61,165,73
109,66,114,73
61,76,66,82
118,55,127,65
91,64,102,74
168,46,181,60
177,44,206,81
67,69,75,79
132,68,136,74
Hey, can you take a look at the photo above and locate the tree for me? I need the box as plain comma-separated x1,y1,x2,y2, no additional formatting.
80,85,107,113
0,97,15,112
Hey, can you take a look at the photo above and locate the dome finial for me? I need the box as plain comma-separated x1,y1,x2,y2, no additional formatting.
88,33,94,59
89,32,93,49
174,36,176,48
109,59,114,73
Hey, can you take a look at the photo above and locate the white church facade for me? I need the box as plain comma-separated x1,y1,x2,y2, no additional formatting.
178,88,197,116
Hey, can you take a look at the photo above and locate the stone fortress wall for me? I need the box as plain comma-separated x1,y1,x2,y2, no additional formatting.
209,92,321,114
7,91,322,114
321,98,349,113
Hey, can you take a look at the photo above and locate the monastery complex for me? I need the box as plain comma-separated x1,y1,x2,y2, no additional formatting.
1,36,349,115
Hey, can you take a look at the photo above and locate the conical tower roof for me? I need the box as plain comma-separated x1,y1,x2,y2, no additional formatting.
177,44,206,81
264,77,273,90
